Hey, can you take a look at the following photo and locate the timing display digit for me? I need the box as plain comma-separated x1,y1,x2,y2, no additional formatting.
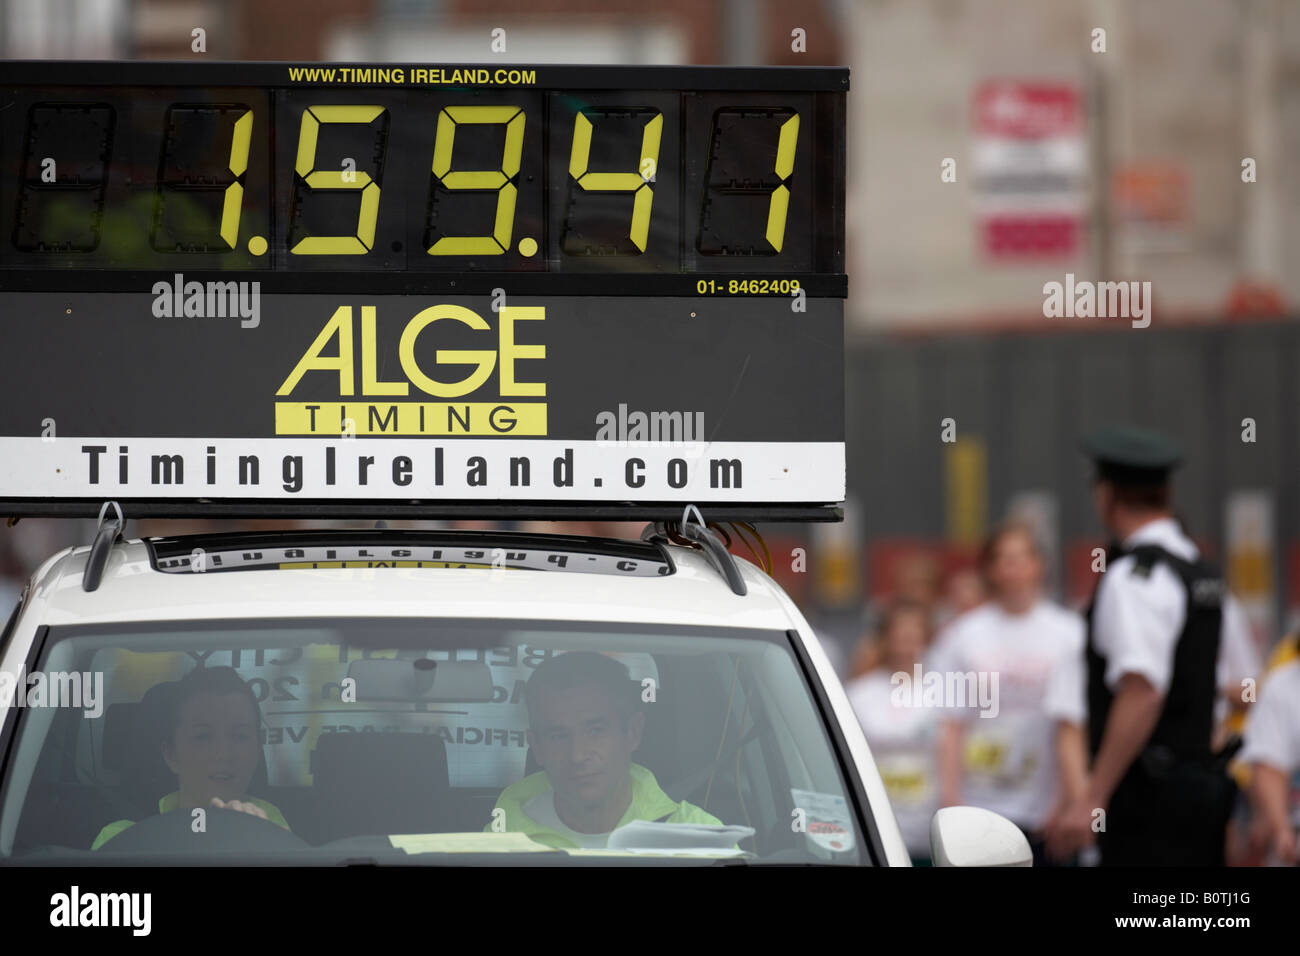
151,104,253,252
12,103,116,252
697,108,800,255
425,105,526,256
0,70,841,275
562,108,662,255
289,105,389,255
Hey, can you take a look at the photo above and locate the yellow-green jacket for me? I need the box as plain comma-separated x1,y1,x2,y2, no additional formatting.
92,792,289,850
486,762,721,849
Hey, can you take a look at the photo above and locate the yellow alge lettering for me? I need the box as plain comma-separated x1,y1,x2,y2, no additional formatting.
399,305,496,398
360,305,407,396
277,306,354,396
497,307,545,396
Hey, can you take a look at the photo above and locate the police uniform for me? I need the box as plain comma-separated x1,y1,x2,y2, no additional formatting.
1082,426,1241,866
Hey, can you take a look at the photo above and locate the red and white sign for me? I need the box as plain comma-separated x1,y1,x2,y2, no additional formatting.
972,81,1087,258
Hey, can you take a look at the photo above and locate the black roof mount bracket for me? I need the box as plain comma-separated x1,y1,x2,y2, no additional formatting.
642,504,747,597
82,500,125,592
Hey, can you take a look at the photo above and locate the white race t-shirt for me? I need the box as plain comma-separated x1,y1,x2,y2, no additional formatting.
846,669,939,857
927,600,1085,831
522,791,613,848
1043,635,1087,726
1239,660,1300,775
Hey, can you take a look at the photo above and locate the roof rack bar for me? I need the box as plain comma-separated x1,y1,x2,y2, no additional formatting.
644,505,747,596
83,501,125,592
680,521,747,596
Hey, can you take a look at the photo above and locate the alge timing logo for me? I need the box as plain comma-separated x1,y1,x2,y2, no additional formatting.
274,303,547,437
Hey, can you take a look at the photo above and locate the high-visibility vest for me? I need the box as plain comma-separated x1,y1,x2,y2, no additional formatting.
485,763,722,849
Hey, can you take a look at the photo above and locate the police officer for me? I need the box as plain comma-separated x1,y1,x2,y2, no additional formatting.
1054,425,1247,865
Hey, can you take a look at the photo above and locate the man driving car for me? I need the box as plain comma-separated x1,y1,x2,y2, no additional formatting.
486,651,722,849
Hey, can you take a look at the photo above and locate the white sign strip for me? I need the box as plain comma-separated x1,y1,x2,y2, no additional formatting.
0,438,845,503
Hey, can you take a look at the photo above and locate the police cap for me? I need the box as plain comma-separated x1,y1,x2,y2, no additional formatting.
1081,424,1182,485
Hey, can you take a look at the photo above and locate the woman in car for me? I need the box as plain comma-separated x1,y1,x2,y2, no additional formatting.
92,666,290,849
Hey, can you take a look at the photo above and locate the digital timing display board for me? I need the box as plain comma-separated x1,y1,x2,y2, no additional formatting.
0,62,847,521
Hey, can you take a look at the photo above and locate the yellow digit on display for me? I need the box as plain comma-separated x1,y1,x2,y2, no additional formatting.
151,104,253,253
427,106,525,256
696,108,800,256
291,105,386,255
568,110,662,252
219,109,253,249
766,112,799,252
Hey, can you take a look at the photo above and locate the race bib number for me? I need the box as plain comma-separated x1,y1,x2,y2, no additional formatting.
877,754,932,806
963,729,1039,789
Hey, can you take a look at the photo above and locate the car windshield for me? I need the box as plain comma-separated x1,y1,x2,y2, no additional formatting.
0,618,870,865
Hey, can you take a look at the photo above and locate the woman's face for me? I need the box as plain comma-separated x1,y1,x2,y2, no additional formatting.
885,610,927,670
987,531,1044,609
162,692,259,803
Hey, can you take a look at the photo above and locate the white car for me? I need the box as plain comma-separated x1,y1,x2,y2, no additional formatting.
0,520,1030,866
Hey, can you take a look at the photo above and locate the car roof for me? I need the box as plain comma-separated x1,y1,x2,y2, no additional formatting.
24,530,804,631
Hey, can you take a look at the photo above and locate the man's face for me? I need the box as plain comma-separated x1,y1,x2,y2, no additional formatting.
162,692,259,803
528,685,643,810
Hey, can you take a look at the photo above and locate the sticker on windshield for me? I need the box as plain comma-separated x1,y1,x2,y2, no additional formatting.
791,788,855,854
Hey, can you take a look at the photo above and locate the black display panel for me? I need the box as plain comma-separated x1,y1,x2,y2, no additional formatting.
0,64,848,521
0,62,846,289
3,85,273,271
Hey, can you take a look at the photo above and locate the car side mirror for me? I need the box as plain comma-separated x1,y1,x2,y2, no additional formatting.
930,806,1033,867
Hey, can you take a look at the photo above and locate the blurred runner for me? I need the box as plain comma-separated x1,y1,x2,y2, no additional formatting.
1239,652,1300,864
1042,631,1091,864
932,519,1084,866
933,565,987,632
1232,631,1300,863
845,600,939,864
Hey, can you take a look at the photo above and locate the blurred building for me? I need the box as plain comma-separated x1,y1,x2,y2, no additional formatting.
846,0,1299,328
